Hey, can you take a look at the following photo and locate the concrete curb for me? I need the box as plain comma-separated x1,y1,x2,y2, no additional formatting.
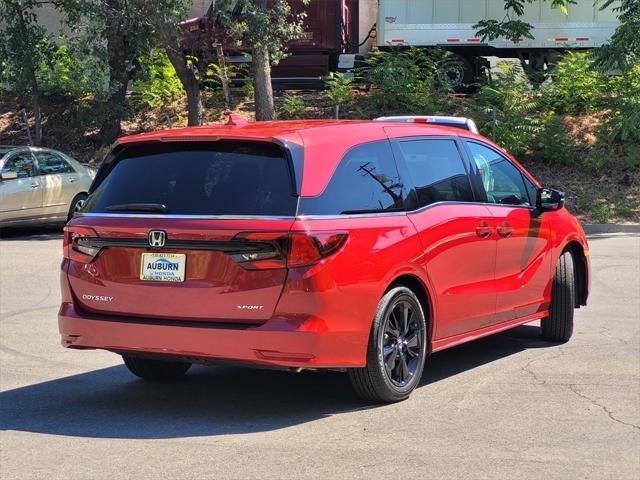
583,224,640,234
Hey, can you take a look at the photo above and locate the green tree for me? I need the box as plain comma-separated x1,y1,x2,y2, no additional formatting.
0,0,57,145
474,1,575,42
54,0,195,142
148,0,203,127
93,0,157,142
595,0,640,72
325,72,354,119
214,0,308,120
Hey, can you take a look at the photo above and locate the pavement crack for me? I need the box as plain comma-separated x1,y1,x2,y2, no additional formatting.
520,349,565,385
567,384,640,432
597,325,629,345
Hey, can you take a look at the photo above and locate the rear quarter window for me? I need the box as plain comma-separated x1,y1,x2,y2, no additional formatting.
298,140,406,215
83,142,297,216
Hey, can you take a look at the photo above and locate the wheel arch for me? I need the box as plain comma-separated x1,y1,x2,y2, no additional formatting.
67,192,89,222
563,240,588,307
385,274,435,352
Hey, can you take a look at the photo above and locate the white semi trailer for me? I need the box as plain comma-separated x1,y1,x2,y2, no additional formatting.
376,0,620,84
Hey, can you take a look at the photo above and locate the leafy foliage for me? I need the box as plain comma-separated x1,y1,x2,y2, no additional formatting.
213,0,310,120
131,50,184,109
474,0,576,42
324,72,354,118
361,48,449,114
541,52,607,115
0,1,52,98
597,64,640,168
475,62,541,156
214,0,309,65
278,93,306,119
595,0,640,72
36,43,107,97
537,113,577,165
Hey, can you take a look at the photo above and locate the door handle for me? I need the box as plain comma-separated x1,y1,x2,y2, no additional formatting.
30,183,39,189
496,222,514,238
68,177,76,183
475,222,493,238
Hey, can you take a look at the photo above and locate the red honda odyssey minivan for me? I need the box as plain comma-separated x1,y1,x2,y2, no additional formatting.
59,116,590,402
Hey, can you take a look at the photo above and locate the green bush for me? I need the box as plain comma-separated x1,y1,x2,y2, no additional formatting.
278,93,306,119
475,62,541,156
600,64,640,145
537,112,578,165
131,50,184,109
543,52,607,115
324,72,354,118
360,48,449,114
36,43,107,97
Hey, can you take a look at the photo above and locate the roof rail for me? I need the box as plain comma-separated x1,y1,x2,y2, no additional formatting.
375,116,479,134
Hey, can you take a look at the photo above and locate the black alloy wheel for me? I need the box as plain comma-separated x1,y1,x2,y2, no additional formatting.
348,286,428,403
380,299,424,387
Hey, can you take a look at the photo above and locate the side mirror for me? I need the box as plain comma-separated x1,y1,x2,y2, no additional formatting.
537,188,565,212
0,171,18,181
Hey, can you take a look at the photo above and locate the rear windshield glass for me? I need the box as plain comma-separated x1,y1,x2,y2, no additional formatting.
83,142,297,216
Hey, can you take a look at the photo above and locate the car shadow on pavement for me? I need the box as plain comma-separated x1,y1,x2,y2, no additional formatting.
0,324,551,439
0,225,63,240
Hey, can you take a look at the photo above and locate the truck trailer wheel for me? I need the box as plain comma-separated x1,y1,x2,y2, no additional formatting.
437,54,474,91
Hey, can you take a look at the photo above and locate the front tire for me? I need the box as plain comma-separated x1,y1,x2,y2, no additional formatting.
122,355,191,381
348,287,428,403
541,251,576,342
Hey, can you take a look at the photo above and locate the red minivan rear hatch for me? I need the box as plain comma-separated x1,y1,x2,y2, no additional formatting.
65,140,298,324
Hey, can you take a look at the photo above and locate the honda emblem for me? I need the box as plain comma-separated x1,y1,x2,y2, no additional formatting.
148,230,167,248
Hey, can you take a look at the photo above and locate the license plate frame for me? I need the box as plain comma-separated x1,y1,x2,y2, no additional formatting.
140,253,186,282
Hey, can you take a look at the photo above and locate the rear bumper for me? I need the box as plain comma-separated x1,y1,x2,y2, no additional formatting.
58,302,367,369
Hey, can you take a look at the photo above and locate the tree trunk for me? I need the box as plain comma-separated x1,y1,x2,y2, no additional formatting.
32,88,42,146
27,51,42,145
216,44,231,110
154,11,203,127
99,76,129,143
99,0,131,143
185,84,202,126
13,2,42,145
252,45,276,121
164,47,202,126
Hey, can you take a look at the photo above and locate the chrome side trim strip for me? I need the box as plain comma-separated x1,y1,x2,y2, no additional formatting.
296,211,408,220
75,213,297,220
77,201,534,222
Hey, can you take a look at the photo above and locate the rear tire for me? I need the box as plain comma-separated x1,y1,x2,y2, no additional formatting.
122,355,191,381
348,287,427,403
541,251,575,342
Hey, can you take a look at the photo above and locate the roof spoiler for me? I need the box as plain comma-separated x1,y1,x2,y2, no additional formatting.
375,116,479,134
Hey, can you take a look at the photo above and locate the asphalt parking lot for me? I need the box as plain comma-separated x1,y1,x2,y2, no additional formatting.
1,227,638,480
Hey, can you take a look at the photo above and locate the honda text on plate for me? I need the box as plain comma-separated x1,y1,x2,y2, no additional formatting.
59,115,590,402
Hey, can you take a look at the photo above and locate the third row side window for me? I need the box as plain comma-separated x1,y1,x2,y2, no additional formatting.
298,141,406,215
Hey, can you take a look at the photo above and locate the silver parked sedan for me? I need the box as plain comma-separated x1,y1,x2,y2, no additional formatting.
0,146,95,226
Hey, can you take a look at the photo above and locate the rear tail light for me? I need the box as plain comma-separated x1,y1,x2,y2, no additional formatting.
63,226,99,263
233,232,348,270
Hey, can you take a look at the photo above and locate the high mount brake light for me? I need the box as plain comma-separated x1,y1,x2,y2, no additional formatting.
63,226,99,263
233,232,348,270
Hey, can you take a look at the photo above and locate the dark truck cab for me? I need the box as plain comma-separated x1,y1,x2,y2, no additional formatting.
180,0,360,88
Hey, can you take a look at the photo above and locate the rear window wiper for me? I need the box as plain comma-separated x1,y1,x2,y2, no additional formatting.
105,203,169,214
